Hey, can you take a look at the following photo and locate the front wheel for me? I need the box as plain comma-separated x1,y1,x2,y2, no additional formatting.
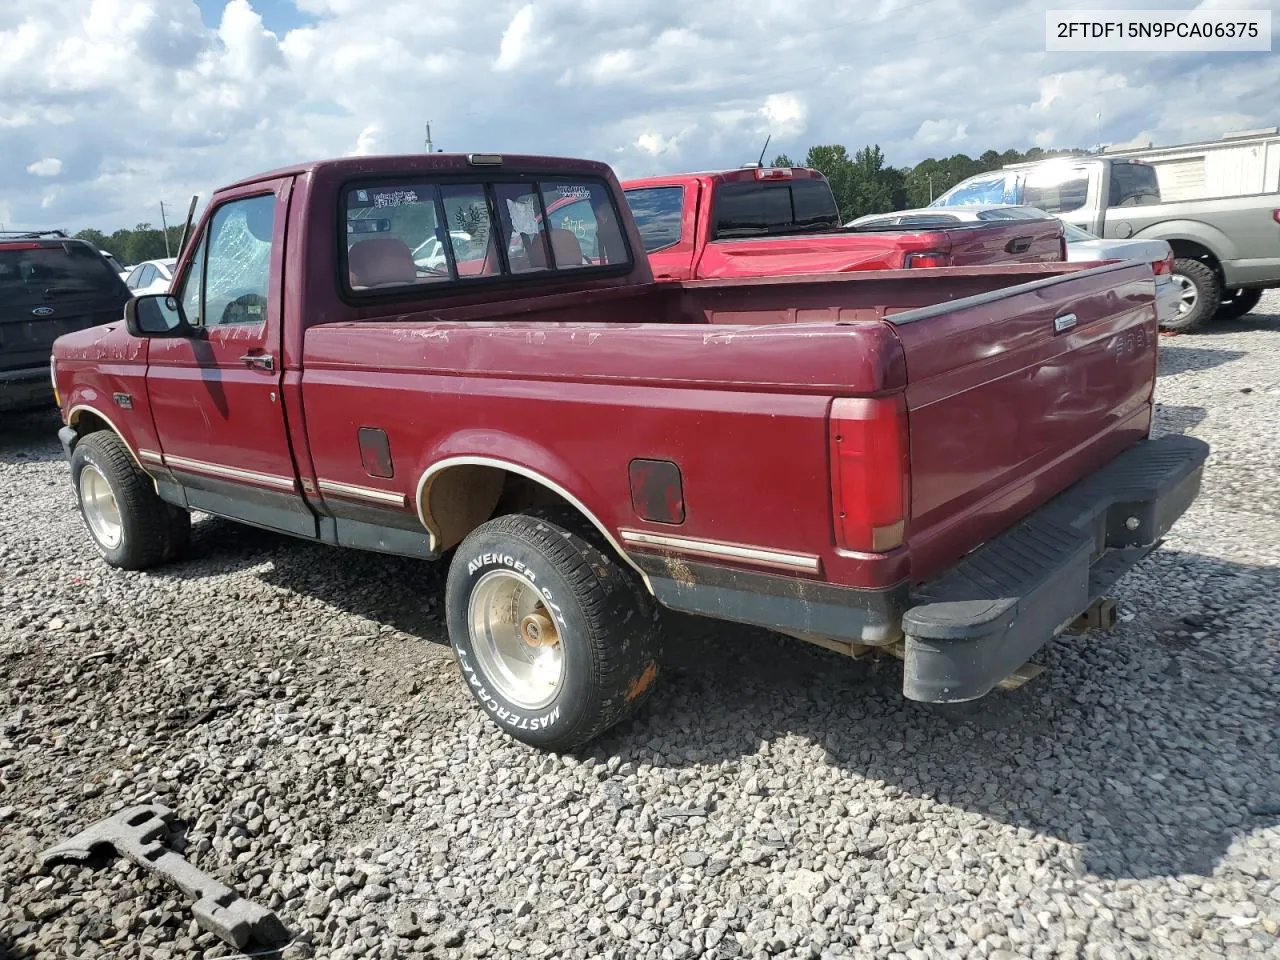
445,510,660,750
71,432,190,570
1163,258,1222,333
1215,288,1263,322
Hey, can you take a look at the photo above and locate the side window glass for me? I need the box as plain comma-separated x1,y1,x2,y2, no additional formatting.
624,186,684,252
494,183,552,274
178,233,207,325
440,184,500,277
1022,167,1089,215
203,194,276,326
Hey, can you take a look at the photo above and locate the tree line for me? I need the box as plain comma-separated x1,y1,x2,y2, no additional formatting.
771,144,1086,222
72,224,187,266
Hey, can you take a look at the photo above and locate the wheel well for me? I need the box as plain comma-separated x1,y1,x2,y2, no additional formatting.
1167,240,1221,278
69,409,110,436
420,465,586,552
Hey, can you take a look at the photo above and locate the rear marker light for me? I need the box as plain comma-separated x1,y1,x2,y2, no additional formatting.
467,154,503,166
904,251,951,268
829,397,909,553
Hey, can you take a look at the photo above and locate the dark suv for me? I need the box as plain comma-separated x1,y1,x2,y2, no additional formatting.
1,231,132,413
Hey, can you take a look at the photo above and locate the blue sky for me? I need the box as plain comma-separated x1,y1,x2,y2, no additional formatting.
1,0,1276,232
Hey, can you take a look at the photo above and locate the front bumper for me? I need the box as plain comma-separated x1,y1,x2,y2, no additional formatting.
636,434,1209,703
0,367,55,414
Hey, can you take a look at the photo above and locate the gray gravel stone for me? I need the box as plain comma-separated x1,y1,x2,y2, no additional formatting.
2,298,1279,960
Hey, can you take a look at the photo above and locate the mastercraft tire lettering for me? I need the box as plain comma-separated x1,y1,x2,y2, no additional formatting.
445,508,660,750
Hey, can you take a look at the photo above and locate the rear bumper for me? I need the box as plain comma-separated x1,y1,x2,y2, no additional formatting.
0,366,54,413
901,433,1209,702
636,434,1209,702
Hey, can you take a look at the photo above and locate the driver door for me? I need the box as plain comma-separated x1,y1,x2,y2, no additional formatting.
145,177,315,537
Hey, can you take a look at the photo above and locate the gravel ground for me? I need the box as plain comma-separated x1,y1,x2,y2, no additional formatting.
1,295,1278,960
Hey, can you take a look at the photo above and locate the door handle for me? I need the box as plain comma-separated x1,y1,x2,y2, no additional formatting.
240,353,274,371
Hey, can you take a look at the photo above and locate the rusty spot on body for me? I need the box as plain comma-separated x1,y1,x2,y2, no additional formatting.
662,554,694,587
626,660,658,702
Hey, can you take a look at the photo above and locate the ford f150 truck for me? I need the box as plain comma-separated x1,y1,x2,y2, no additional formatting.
51,152,1208,750
932,156,1280,331
621,166,1067,281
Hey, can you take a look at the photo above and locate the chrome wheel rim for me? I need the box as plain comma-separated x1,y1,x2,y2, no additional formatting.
79,464,122,550
467,569,565,710
1173,274,1198,316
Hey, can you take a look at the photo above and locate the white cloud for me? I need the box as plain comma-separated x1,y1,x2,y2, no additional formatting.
1,0,1278,231
350,124,381,156
760,93,808,138
26,157,63,177
494,4,535,72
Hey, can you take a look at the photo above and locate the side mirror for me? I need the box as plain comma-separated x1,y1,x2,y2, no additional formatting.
125,294,192,338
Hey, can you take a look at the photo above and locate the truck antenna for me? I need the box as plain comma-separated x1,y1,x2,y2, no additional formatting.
757,134,772,168
425,122,434,154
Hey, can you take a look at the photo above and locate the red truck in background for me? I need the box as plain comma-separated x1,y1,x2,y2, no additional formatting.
51,152,1206,751
619,166,1067,281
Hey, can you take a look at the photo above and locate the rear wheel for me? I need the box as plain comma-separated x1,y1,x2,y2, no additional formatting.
445,509,660,750
1163,258,1222,333
1214,288,1263,322
71,432,190,570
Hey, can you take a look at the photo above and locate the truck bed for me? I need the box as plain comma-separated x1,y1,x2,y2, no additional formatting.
299,259,1161,593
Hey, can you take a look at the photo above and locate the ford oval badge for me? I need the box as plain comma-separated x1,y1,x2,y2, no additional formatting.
31,306,55,318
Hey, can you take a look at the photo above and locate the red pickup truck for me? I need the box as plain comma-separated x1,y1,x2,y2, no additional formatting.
51,152,1207,750
620,166,1067,281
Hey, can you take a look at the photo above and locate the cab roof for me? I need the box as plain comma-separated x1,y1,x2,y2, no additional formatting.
621,166,828,190
219,153,622,193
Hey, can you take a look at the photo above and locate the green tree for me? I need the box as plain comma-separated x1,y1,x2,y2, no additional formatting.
770,153,794,167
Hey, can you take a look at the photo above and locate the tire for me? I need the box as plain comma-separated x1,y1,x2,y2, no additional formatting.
71,432,191,570
445,509,660,750
1215,288,1263,322
1163,258,1222,333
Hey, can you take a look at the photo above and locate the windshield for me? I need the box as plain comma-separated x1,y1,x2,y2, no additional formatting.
0,244,124,306
931,173,1011,207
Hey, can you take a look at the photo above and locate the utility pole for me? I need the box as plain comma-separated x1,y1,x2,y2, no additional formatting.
159,201,171,257
424,122,434,154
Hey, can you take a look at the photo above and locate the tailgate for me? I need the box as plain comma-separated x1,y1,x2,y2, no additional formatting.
940,219,1064,265
890,260,1159,583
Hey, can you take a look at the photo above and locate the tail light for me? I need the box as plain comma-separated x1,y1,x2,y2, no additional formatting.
904,251,951,268
1272,208,1280,224
754,167,793,181
1153,252,1174,275
829,397,909,553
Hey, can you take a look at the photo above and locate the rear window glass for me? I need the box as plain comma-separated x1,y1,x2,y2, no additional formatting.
1108,163,1161,207
0,244,123,307
623,186,684,252
712,179,840,239
343,178,629,293
713,182,793,239
790,180,840,229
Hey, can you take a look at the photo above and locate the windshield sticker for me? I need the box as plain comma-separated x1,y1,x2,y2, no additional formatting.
372,189,421,208
356,190,368,202
556,185,591,201
507,197,539,235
